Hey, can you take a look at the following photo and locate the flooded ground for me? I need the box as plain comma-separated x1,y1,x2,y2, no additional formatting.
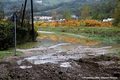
17,46,110,65
16,31,119,65
0,31,120,80
17,31,101,50
17,30,119,53
1,54,120,80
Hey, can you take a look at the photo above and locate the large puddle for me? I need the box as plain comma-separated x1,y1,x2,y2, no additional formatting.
17,31,100,49
18,46,110,66
37,31,100,46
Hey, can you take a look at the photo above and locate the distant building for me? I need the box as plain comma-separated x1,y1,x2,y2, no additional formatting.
34,16,53,21
103,18,114,22
59,19,65,22
35,0,42,4
71,15,78,20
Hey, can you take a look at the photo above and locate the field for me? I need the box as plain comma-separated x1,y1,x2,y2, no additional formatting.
0,19,119,59
34,19,120,44
39,26,120,44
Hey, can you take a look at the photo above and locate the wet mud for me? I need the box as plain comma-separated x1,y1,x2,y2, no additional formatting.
0,55,120,80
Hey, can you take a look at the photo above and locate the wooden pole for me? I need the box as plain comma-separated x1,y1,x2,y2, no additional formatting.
31,0,35,41
21,0,27,27
14,13,17,56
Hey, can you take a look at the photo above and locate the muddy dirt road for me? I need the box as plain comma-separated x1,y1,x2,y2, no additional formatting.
1,45,120,80
0,55,120,80
0,31,120,80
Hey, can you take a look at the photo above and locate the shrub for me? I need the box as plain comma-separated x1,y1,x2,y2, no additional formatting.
35,19,112,27
0,20,38,50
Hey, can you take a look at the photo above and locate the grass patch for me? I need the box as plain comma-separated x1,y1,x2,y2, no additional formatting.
39,26,120,44
0,50,22,59
17,42,40,49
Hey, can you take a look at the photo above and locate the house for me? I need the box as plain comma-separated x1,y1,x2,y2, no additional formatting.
103,18,114,22
34,16,53,21
71,15,78,20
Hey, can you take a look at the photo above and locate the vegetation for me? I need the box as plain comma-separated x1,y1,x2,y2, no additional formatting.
0,50,22,59
90,0,116,20
0,20,38,50
3,0,116,20
113,0,120,27
0,1,4,19
35,20,112,27
63,10,72,20
39,26,120,44
40,0,116,20
80,5,91,19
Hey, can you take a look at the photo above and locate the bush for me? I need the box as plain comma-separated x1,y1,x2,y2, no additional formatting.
113,0,120,27
0,21,38,50
35,20,112,27
83,20,101,27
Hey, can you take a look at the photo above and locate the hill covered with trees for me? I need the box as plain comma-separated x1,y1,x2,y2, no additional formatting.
2,0,116,20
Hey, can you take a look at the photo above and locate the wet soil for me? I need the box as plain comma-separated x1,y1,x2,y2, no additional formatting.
0,55,120,80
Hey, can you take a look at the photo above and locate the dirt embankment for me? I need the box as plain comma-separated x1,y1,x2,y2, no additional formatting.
0,55,120,80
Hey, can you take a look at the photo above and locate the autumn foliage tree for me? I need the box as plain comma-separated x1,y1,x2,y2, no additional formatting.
80,5,91,19
0,1,4,19
113,0,120,27
63,10,72,20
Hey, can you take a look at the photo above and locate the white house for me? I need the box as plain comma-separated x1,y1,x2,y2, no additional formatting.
103,18,114,22
34,16,53,21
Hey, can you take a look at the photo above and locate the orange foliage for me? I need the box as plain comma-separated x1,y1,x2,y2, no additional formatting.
35,19,112,27
83,20,101,26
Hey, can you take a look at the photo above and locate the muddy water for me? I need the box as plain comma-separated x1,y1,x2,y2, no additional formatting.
17,45,110,66
17,31,100,49
37,31,100,46
17,31,120,66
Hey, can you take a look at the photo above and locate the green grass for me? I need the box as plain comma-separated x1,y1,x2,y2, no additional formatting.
39,26,120,44
107,47,120,57
17,42,40,49
0,50,22,59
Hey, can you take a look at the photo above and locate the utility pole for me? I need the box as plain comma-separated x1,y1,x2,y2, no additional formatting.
21,0,27,27
14,12,17,56
31,0,35,41
21,0,35,41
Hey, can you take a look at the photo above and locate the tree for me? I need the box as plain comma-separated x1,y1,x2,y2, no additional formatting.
63,10,72,20
0,1,4,19
80,5,91,19
90,0,115,20
51,10,58,20
113,0,120,27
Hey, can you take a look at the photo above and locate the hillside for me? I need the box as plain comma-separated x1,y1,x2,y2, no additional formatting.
35,0,115,17
34,0,97,15
2,0,116,19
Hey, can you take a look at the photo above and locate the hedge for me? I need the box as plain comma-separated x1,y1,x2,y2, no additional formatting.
0,21,37,50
